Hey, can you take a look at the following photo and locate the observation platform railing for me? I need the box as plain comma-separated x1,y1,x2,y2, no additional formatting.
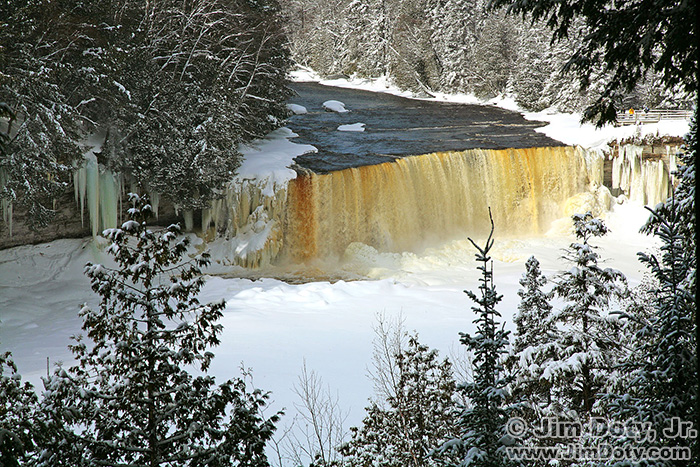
615,109,693,126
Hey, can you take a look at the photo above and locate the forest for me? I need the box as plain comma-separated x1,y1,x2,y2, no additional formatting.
0,0,291,230
281,0,694,115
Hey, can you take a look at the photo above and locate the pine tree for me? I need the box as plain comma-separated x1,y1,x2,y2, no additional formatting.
549,212,627,416
426,0,485,93
604,206,696,466
340,334,458,467
37,194,279,467
441,213,515,467
340,0,389,77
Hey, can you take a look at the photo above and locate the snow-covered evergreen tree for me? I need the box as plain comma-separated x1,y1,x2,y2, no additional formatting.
340,334,458,467
426,0,485,93
442,214,515,467
604,208,696,466
0,343,38,467
508,24,554,111
37,194,279,466
282,0,349,76
466,12,519,99
549,212,627,416
0,0,86,229
513,256,553,354
507,256,558,421
340,0,391,77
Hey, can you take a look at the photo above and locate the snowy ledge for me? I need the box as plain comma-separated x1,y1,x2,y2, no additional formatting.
235,127,317,185
289,67,691,152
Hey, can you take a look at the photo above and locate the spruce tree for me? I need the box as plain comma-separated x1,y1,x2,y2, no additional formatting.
37,194,279,467
0,344,38,467
605,206,696,466
340,335,458,467
549,212,627,416
442,213,515,467
508,256,558,421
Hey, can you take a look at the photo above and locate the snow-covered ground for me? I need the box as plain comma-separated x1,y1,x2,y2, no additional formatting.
0,72,691,464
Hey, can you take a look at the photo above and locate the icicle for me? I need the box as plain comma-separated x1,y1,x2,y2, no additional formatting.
99,170,119,232
74,163,87,226
669,148,678,186
183,210,194,232
85,153,100,237
610,144,672,206
148,190,160,218
202,207,212,232
117,173,124,226
73,168,79,206
0,168,12,236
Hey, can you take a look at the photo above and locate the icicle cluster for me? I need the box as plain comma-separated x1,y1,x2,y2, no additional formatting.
73,152,122,237
202,177,289,268
611,144,674,206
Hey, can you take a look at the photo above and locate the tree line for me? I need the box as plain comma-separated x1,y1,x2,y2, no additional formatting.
280,0,694,120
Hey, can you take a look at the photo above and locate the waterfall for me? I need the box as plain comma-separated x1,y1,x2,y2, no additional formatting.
282,146,603,262
2,142,674,260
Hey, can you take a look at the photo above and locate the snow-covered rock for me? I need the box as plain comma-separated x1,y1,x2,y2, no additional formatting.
338,122,365,132
287,103,308,115
323,100,349,113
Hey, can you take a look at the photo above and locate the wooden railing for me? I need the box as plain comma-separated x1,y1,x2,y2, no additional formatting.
615,109,693,126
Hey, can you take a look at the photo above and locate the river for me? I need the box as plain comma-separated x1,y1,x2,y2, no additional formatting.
287,82,563,172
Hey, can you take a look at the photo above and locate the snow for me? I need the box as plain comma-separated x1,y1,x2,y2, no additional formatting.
0,202,657,434
286,103,308,115
338,122,366,132
322,100,349,113
235,127,316,185
520,110,690,152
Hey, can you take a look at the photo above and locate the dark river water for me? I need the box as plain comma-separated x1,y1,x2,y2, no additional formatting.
287,82,564,173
